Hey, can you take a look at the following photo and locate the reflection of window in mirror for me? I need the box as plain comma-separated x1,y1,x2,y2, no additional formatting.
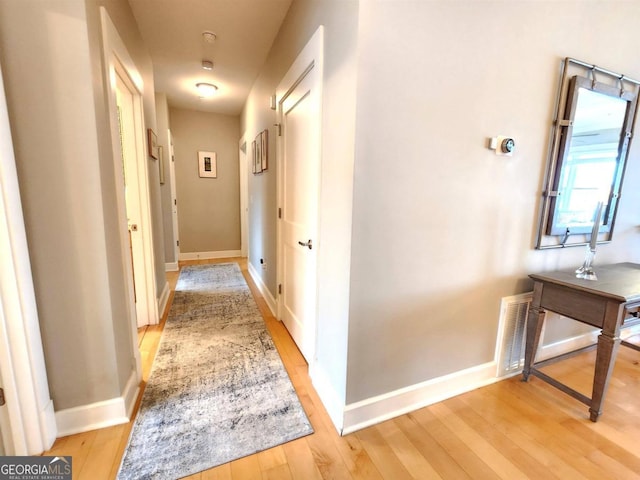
536,59,639,249
549,79,629,235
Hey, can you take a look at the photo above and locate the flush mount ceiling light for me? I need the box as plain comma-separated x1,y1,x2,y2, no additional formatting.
202,31,217,44
201,60,214,70
196,82,218,98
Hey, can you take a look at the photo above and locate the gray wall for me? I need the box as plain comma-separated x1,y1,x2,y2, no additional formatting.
241,0,359,407
242,0,640,415
0,0,165,410
170,108,241,253
346,0,640,403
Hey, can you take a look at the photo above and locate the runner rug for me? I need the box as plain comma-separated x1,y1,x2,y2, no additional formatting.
117,263,313,479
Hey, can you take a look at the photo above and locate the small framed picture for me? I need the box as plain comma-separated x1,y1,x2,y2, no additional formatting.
158,146,165,184
252,140,261,174
260,130,268,171
198,151,217,178
147,128,158,159
252,130,269,174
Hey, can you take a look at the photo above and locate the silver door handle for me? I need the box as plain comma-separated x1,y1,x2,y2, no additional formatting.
298,239,313,250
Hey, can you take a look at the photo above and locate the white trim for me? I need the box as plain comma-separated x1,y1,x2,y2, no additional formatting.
0,61,56,455
158,281,171,318
623,321,640,339
101,6,158,333
275,26,324,364
247,262,277,316
122,369,140,420
339,319,640,437
239,134,249,258
538,330,599,361
342,362,497,435
100,8,145,372
538,321,640,362
179,250,242,261
168,130,180,262
165,262,179,272
309,363,344,434
55,370,139,438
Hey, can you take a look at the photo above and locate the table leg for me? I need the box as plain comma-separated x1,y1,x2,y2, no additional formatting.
589,302,623,422
523,283,545,382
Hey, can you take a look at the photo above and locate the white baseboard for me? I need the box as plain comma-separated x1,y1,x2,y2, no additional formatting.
538,331,598,361
158,281,171,319
309,363,345,435
623,321,640,340
342,361,497,435
538,321,640,362
55,370,139,437
122,368,140,419
247,262,277,316
165,262,179,272
179,250,242,261
41,399,57,451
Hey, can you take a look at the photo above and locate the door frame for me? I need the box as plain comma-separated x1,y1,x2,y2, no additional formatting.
168,130,180,263
239,134,249,257
100,7,152,378
0,61,56,455
275,26,324,364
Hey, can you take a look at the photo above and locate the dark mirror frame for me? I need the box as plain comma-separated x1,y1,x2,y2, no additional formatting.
535,58,640,249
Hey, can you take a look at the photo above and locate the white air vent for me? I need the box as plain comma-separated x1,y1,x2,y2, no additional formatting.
495,292,533,378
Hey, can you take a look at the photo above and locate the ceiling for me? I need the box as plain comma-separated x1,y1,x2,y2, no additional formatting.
128,0,293,116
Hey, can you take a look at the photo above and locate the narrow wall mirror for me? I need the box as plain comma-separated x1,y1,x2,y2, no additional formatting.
536,58,639,249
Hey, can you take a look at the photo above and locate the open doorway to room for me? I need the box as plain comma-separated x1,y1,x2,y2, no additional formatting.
100,7,159,386
114,68,158,330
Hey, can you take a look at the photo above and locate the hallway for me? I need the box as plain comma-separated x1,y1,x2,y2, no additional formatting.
43,260,640,479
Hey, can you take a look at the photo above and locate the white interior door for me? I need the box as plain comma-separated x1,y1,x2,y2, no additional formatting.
116,74,146,327
111,58,158,331
277,28,323,363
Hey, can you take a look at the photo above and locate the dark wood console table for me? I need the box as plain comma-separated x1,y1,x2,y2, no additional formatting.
522,262,640,421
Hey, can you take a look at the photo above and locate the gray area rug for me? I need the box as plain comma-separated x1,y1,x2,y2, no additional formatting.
117,263,313,479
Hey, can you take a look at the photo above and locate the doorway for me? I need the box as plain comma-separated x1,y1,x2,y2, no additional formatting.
104,24,158,332
168,130,180,263
276,27,324,364
115,71,154,328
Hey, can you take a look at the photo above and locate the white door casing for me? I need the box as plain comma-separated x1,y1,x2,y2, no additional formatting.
168,130,180,261
100,7,153,381
0,60,56,455
102,8,158,332
115,73,148,327
276,27,324,364
239,134,249,258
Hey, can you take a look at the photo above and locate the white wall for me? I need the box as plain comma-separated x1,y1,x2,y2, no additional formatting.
347,0,640,404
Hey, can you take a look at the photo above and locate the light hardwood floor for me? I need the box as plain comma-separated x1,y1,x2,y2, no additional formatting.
45,258,640,479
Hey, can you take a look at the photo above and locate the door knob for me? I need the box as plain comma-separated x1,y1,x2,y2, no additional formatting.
298,239,313,250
